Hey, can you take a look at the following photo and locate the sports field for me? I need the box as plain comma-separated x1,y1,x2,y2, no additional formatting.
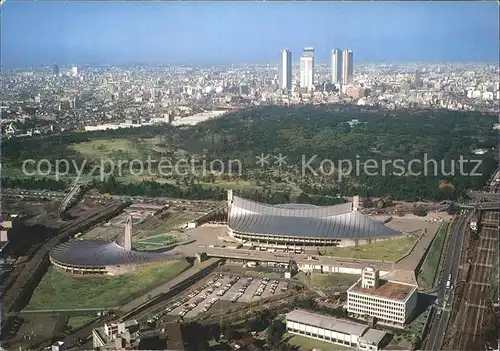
26,259,190,310
319,235,418,261
133,233,182,251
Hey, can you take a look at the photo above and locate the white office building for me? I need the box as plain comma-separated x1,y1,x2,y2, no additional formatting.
71,66,78,77
286,309,388,351
347,267,418,327
342,49,354,85
279,49,292,91
331,48,342,84
300,47,315,91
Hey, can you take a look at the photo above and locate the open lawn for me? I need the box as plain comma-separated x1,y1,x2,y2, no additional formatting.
66,315,97,330
70,137,163,160
319,235,418,261
295,273,359,289
283,333,354,350
26,259,190,310
133,234,183,251
417,222,450,289
135,233,179,244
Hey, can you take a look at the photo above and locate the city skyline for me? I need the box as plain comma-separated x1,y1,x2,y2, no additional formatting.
1,1,499,67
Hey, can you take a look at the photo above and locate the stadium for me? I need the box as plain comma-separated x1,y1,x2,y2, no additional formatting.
49,215,183,276
226,190,404,247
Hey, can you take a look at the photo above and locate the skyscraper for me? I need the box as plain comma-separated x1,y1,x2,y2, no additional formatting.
52,64,59,75
300,47,315,90
279,49,292,91
342,50,354,85
331,49,342,84
303,47,315,58
71,66,78,77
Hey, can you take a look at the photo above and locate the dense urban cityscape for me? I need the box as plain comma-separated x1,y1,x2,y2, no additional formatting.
1,1,499,351
1,53,499,139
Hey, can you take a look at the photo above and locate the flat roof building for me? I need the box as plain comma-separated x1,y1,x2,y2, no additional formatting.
347,267,418,328
285,309,388,351
92,320,140,350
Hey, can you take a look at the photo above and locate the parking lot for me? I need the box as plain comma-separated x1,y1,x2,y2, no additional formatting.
147,273,289,323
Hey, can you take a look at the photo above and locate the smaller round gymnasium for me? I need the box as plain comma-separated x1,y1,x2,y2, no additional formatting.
49,215,181,276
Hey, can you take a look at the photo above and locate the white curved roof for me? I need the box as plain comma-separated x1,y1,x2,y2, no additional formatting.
228,195,401,239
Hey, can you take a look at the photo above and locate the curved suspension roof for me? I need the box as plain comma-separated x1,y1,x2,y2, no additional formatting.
50,239,174,267
228,195,402,239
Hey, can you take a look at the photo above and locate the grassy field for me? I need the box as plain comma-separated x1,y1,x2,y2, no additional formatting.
66,315,97,330
295,273,359,289
133,233,182,251
27,259,190,310
319,235,418,261
283,333,354,351
417,222,450,289
136,234,179,244
70,137,163,160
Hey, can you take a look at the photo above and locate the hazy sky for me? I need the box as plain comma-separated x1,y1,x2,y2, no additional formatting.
2,1,498,67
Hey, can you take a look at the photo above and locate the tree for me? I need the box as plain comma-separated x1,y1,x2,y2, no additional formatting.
413,205,428,217
266,320,286,349
411,335,422,350
220,323,239,341
447,202,460,215
363,198,375,208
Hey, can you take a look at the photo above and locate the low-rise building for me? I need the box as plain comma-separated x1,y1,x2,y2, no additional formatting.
285,309,388,350
347,266,418,327
92,320,140,350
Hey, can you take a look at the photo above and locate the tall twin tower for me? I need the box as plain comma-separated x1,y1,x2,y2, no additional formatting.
279,48,354,92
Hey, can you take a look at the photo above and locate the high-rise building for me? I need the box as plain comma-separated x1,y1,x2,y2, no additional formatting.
300,47,315,90
303,47,315,58
279,49,292,91
52,64,59,75
342,50,354,85
71,66,78,77
414,70,423,88
331,49,342,84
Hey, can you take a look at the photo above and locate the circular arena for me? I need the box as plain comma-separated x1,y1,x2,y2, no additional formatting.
227,190,405,247
50,215,181,276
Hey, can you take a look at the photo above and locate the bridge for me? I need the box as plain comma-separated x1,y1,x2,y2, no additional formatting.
459,202,500,210
467,191,499,202
58,181,88,216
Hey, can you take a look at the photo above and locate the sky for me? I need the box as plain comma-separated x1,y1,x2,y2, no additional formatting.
1,1,499,67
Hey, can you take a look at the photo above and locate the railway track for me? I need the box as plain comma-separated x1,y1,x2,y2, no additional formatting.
444,206,498,350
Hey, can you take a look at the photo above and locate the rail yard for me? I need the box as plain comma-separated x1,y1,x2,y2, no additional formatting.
443,178,499,350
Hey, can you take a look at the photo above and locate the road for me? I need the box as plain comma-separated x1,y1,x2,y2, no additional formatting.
425,213,469,351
